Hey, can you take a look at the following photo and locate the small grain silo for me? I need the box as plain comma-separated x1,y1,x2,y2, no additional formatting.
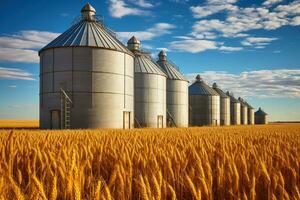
127,37,167,128
39,3,134,129
238,97,248,125
226,91,241,125
245,101,255,125
189,75,220,126
156,50,188,127
255,107,268,124
212,83,230,126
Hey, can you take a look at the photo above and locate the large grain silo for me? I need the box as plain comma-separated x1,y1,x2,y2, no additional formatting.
189,75,220,126
238,97,248,125
226,91,241,125
39,3,134,129
156,50,188,127
127,37,167,128
255,107,268,124
212,83,230,126
245,101,255,125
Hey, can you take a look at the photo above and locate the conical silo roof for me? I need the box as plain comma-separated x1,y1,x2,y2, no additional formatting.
189,75,219,96
39,3,132,55
212,83,229,98
244,101,254,109
134,54,167,76
255,107,268,115
238,97,248,107
157,50,188,81
226,91,239,103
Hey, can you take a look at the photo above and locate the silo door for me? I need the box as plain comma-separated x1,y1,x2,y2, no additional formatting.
51,110,60,129
157,115,163,128
123,111,131,129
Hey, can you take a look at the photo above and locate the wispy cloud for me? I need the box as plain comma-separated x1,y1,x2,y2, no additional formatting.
241,37,278,47
129,0,154,8
0,30,59,63
263,0,283,7
0,67,35,80
185,69,300,98
117,23,176,41
109,0,150,18
170,39,218,53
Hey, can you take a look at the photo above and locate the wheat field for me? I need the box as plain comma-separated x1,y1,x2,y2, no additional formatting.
0,124,299,200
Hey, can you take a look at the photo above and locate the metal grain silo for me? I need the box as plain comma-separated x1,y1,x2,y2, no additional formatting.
245,101,255,125
212,83,230,126
189,75,220,126
226,91,241,125
238,97,248,125
156,50,188,127
39,3,134,129
127,37,167,128
255,107,268,124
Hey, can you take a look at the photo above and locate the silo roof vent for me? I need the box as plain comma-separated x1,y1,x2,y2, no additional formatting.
81,3,96,21
127,36,141,52
196,74,202,82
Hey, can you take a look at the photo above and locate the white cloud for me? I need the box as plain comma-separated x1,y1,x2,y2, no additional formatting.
219,46,243,51
169,39,217,53
0,67,35,80
0,30,59,63
291,16,300,25
117,23,176,41
9,85,17,88
241,37,278,47
190,0,300,38
109,0,148,18
130,0,154,8
185,69,300,98
190,0,238,18
263,0,283,7
0,48,39,63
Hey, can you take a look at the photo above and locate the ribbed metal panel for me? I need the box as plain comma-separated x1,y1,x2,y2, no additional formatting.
238,98,248,125
40,47,134,129
189,76,220,126
156,54,188,127
255,108,268,124
212,84,230,126
226,92,241,125
134,54,167,128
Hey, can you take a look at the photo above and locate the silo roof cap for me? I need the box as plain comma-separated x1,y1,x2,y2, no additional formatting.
158,50,167,57
127,36,140,44
212,83,229,98
81,3,96,13
255,107,268,115
189,75,219,96
238,97,248,106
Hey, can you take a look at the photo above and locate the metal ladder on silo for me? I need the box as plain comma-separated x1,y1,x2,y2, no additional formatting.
167,110,177,127
134,117,142,128
60,88,72,129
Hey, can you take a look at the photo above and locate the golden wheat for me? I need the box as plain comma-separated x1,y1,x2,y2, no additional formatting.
0,124,299,199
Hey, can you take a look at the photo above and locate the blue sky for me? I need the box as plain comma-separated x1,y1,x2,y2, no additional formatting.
0,0,299,121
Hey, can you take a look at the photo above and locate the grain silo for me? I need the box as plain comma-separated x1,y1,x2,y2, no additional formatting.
226,91,241,125
212,83,230,126
156,50,188,127
39,3,134,129
238,97,248,125
127,37,167,128
245,101,255,125
189,75,220,126
255,107,268,124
